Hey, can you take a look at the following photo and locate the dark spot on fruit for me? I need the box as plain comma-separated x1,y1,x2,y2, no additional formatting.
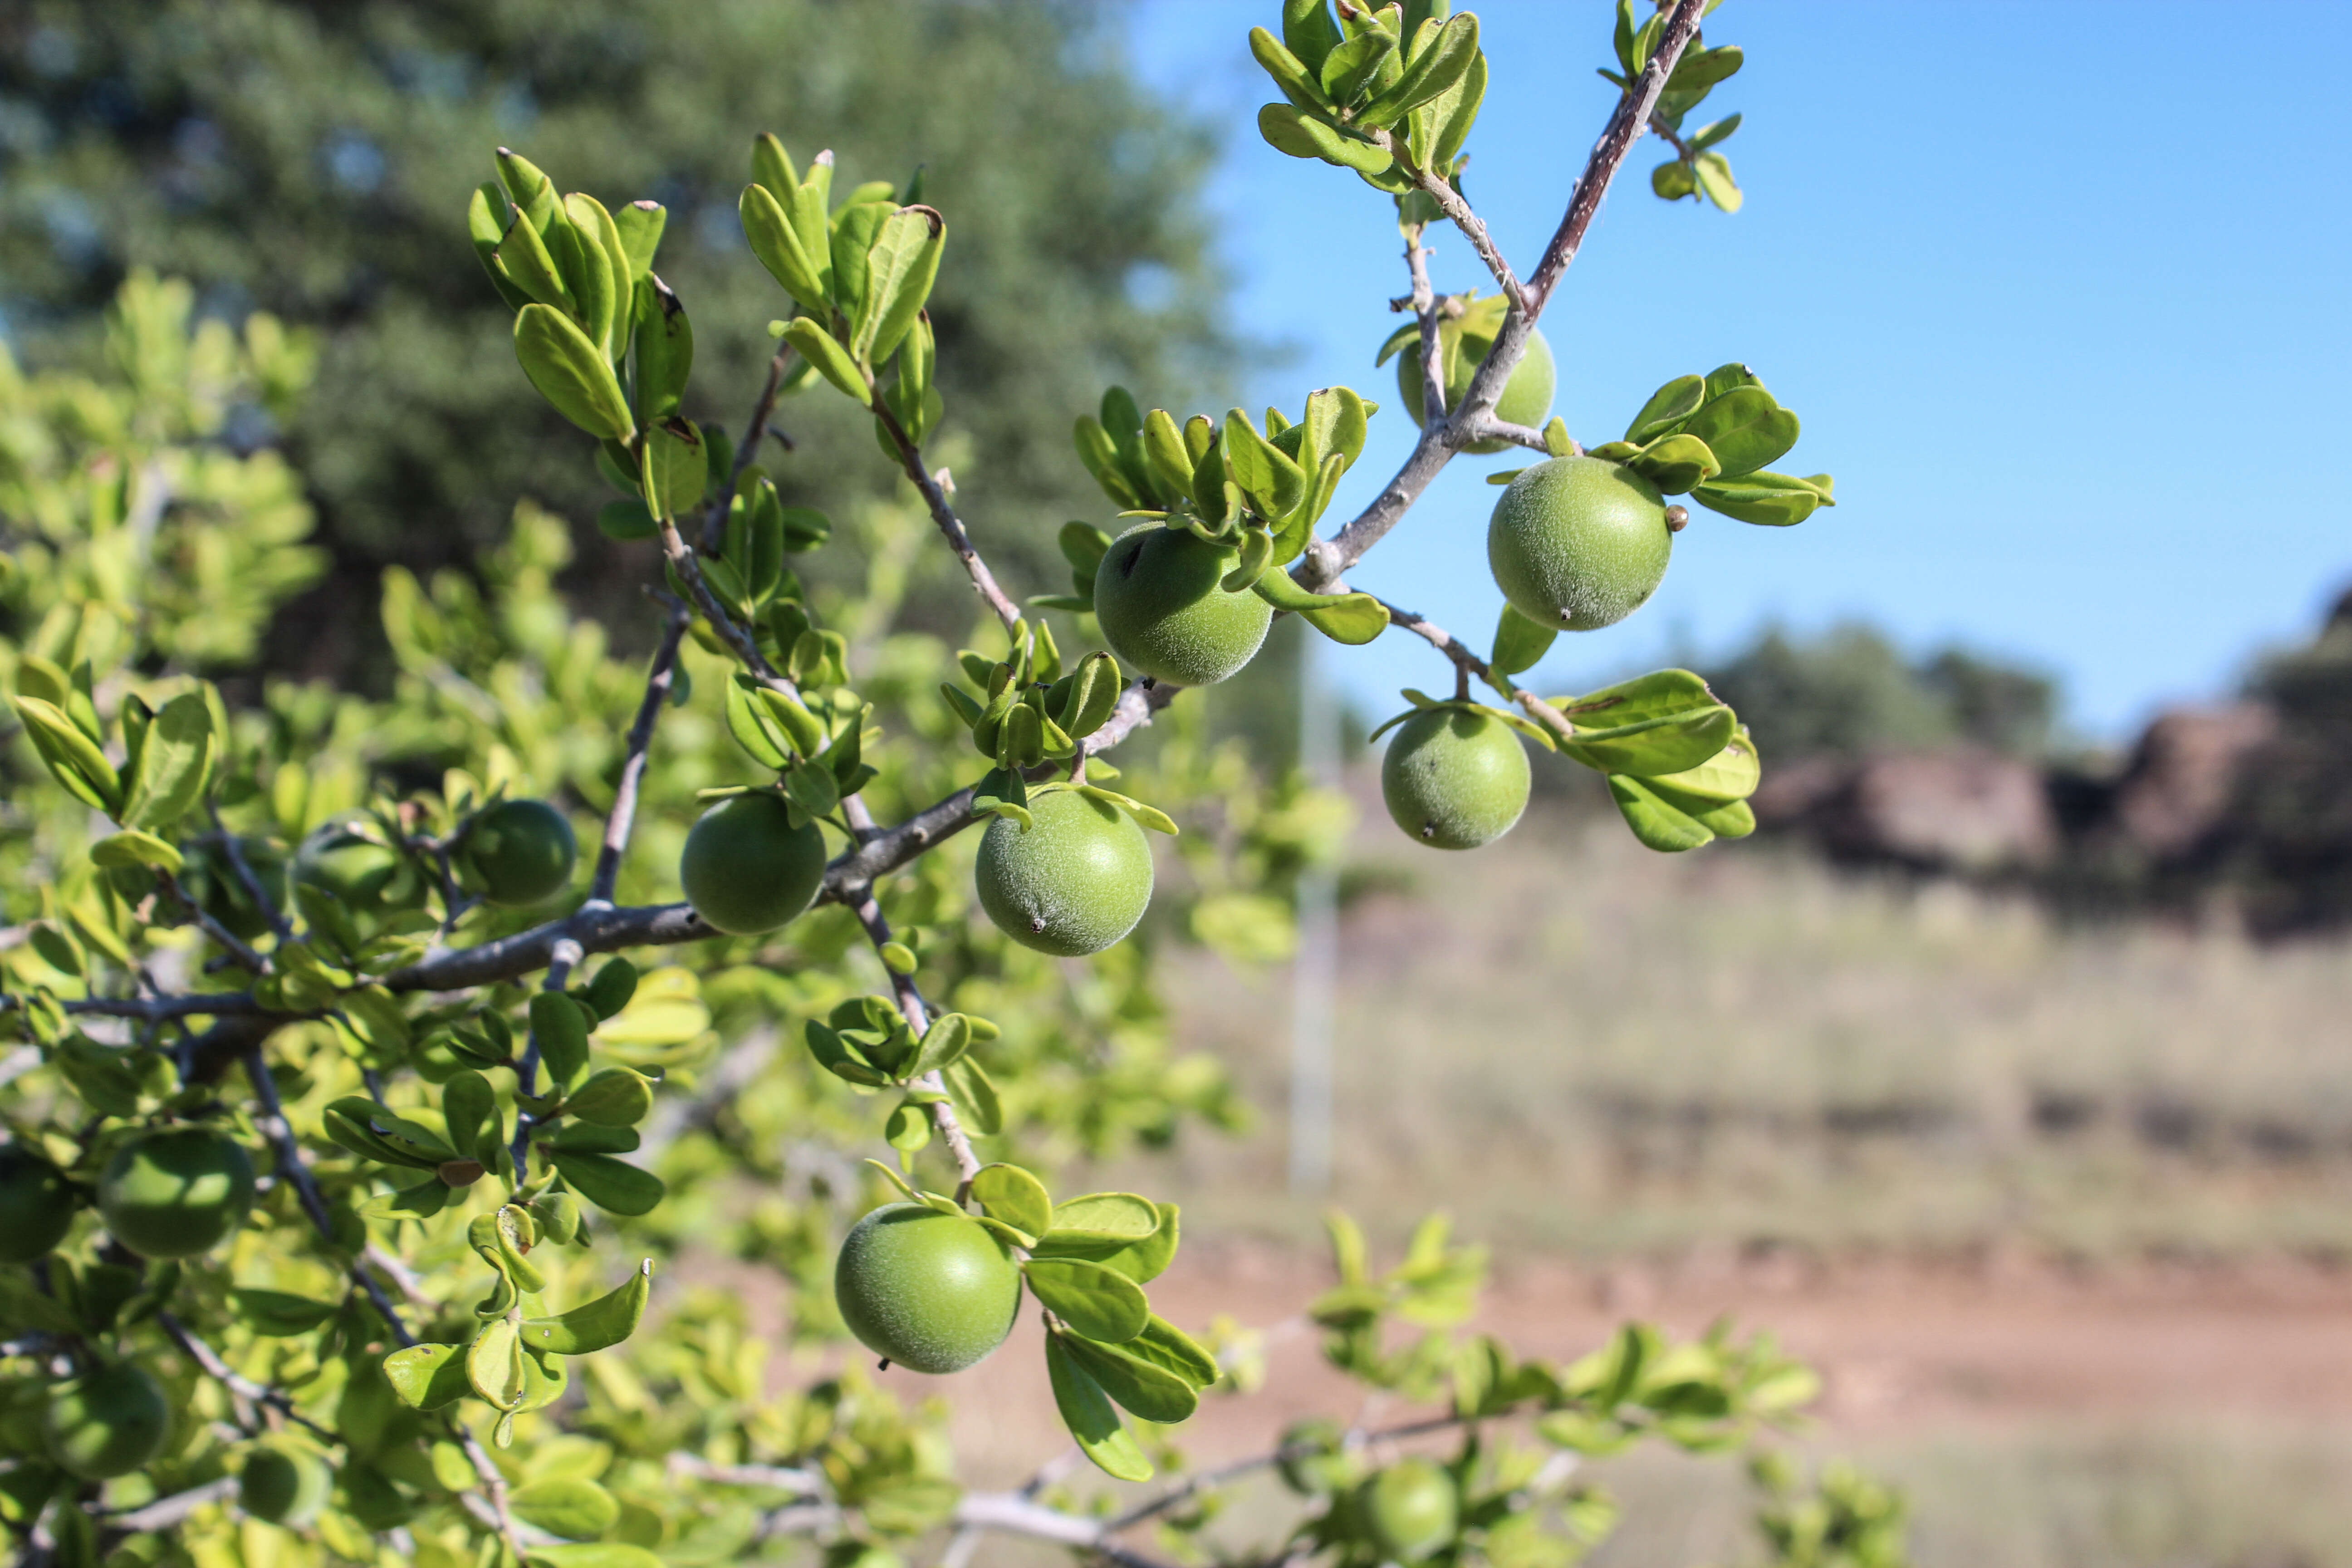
1117,539,1142,579
1421,822,1436,839
878,1358,891,1372
1030,916,1046,933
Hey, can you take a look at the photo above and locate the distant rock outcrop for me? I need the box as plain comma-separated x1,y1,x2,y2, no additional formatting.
1754,750,2057,872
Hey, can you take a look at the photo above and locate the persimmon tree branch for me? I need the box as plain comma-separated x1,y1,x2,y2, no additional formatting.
590,598,693,905
871,398,1024,633
838,793,983,1194
1299,0,1705,589
701,342,800,554
1371,596,1583,748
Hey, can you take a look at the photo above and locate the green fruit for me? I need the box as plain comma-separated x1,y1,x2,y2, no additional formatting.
975,789,1153,956
1360,1457,1459,1564
240,1445,333,1525
1381,707,1530,850
1092,524,1273,687
184,837,289,942
679,792,828,935
97,1127,255,1260
461,798,577,906
1398,322,1555,455
1486,456,1671,631
44,1362,171,1480
0,1146,75,1264
833,1203,1022,1374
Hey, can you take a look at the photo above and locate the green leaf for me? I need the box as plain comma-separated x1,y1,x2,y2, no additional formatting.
780,318,871,406
1489,604,1556,678
639,417,708,522
529,991,593,1089
907,1012,972,1078
630,278,692,423
1045,1331,1152,1482
1623,432,1720,495
382,1343,473,1410
739,183,828,315
1250,570,1389,645
13,696,121,812
944,1054,1003,1135
1056,1330,1200,1424
468,1319,526,1411
1624,374,1706,444
514,304,635,441
543,1122,640,1155
1034,1191,1161,1259
1691,112,1742,151
1249,26,1327,108
1094,1201,1181,1284
1689,470,1833,526
612,200,665,280
119,693,213,832
1669,43,1744,95
1220,409,1308,518
1025,1257,1148,1343
1680,387,1797,480
229,1288,338,1336
1646,725,1761,805
511,1478,620,1542
1357,11,1479,128
566,1068,654,1127
1553,672,1736,777
559,192,624,356
550,1151,665,1216
90,830,183,874
495,213,571,310
1693,151,1741,212
1283,0,1344,74
582,958,639,1022
856,206,945,364
1256,103,1395,176
1607,774,1719,853
1318,30,1395,103
970,1164,1052,1240
524,1548,665,1568
1125,1312,1220,1388
443,1069,496,1158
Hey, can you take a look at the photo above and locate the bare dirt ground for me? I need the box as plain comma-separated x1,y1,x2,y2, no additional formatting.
937,1241,2352,1486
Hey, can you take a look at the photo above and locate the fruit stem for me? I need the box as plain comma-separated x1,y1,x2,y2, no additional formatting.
1067,751,1087,785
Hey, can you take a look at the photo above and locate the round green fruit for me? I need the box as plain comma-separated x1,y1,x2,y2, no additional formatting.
240,1444,333,1526
1360,1457,1459,1564
1381,707,1530,851
1092,524,1273,687
975,789,1153,957
0,1146,75,1264
461,798,577,907
1398,322,1556,455
679,792,827,935
1486,456,1671,631
833,1203,1022,1374
97,1127,255,1260
44,1362,171,1480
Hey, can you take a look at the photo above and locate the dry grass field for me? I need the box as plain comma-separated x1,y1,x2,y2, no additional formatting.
1015,791,2352,1567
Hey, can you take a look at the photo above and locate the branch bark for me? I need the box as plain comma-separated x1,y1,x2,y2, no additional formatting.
871,397,1024,632
1298,0,1705,588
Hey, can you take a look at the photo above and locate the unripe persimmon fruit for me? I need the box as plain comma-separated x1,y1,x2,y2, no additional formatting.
1487,456,1671,631
975,789,1153,956
1093,525,1272,688
679,791,827,935
833,1202,1022,1374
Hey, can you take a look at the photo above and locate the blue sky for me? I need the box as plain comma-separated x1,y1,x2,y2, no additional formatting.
1124,1,2352,742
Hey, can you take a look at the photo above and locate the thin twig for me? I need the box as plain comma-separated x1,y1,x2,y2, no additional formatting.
870,398,1024,632
1298,0,1705,588
653,513,802,701
591,598,694,905
701,344,801,554
838,799,983,1197
206,806,293,943
157,871,271,975
158,1312,340,1444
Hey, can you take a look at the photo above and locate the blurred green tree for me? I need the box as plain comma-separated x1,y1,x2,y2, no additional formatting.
1707,622,2057,761
0,0,1240,680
